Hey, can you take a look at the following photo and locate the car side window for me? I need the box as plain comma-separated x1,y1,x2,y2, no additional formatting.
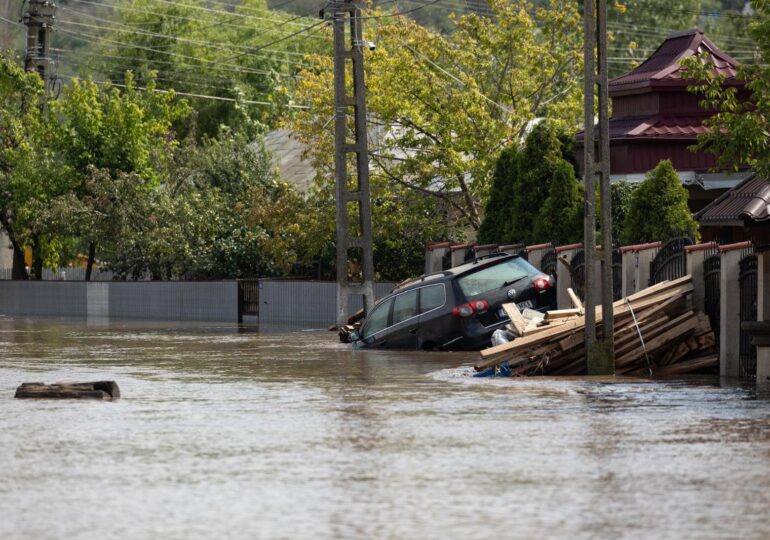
420,284,445,313
392,289,419,325
362,298,392,338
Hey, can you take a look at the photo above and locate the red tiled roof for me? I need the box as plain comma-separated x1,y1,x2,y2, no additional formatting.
609,29,740,95
578,115,710,141
696,175,770,225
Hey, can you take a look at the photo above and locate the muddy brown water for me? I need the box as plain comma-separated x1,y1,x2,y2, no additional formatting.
1,316,770,540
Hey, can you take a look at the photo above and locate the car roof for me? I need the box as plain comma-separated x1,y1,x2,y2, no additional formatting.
390,253,520,294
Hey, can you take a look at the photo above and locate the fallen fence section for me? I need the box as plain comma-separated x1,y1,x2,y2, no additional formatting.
475,275,717,377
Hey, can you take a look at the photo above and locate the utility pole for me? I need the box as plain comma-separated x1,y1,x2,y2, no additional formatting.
23,0,56,81
330,0,375,326
583,0,614,374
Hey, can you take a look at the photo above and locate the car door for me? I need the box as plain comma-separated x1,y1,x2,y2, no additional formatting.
383,289,420,349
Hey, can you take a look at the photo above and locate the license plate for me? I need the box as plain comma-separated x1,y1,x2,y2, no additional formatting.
498,300,534,319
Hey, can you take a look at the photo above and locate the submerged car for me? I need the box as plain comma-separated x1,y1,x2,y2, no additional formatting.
350,253,556,351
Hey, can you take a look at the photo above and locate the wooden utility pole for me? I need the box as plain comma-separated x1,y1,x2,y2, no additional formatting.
330,0,375,326
583,0,614,374
23,0,56,81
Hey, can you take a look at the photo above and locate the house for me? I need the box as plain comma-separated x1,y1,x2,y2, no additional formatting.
576,29,751,211
695,174,770,245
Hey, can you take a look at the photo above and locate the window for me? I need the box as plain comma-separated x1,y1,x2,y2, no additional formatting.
420,284,445,312
361,298,392,338
392,289,419,325
457,257,538,297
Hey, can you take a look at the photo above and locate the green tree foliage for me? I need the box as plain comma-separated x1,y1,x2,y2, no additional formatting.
0,51,56,279
532,159,583,245
476,145,522,245
293,0,583,232
621,160,700,244
80,0,326,137
44,74,189,278
682,0,770,179
478,121,583,246
609,181,636,244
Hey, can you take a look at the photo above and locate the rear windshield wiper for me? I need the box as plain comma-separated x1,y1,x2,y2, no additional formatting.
502,276,528,288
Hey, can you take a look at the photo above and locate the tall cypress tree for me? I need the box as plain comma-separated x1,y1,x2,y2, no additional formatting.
476,145,522,244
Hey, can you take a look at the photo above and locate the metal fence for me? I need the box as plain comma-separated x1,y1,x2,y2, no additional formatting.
739,251,758,379
0,267,115,281
570,249,585,300
238,280,260,320
649,237,693,286
541,249,557,277
567,249,621,301
703,253,721,341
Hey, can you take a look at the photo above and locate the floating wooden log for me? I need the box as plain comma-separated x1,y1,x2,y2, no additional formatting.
14,381,120,400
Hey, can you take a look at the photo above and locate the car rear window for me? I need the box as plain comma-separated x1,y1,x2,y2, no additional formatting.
456,257,538,297
420,284,445,312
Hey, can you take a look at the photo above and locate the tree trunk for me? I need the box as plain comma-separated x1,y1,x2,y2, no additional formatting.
85,241,96,282
11,241,28,280
31,235,43,281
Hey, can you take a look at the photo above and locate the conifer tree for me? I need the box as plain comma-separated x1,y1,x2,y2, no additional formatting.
621,160,700,245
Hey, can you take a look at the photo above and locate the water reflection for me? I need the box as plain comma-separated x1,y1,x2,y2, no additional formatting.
1,316,769,540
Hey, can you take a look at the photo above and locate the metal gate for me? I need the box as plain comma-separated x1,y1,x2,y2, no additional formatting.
739,253,758,379
541,249,557,278
570,249,585,300
703,254,721,341
649,237,694,286
238,279,260,322
568,249,620,301
612,249,622,301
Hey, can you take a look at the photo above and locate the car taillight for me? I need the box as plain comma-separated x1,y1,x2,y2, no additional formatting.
534,277,551,292
452,299,490,318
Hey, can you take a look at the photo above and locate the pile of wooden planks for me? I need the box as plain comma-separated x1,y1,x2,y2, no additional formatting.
475,275,718,376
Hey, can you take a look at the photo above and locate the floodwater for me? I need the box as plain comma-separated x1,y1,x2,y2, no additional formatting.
1,317,770,540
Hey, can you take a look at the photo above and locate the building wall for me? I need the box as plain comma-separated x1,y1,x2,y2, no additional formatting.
0,228,13,269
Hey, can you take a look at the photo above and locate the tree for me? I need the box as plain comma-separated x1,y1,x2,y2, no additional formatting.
477,121,582,245
47,73,190,279
683,0,770,179
0,51,55,279
476,145,522,245
532,159,583,245
292,0,583,232
609,181,636,244
83,0,325,138
621,160,700,244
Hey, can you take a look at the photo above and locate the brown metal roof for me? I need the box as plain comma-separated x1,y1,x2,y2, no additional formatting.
578,115,711,142
696,175,770,226
609,29,740,95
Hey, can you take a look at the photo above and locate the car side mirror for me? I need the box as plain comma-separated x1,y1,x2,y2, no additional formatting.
349,331,361,342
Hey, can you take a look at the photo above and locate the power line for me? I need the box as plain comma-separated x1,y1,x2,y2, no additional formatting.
57,73,311,108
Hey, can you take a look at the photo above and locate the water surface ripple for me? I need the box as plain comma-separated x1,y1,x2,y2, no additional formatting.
1,316,769,540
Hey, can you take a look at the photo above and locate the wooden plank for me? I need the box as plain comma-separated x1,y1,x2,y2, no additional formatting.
502,303,527,336
615,312,699,368
545,308,582,320
567,288,583,310
655,354,718,376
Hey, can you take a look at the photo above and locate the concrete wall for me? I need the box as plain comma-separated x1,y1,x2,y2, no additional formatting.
0,281,237,322
258,280,395,324
0,280,395,324
0,228,13,270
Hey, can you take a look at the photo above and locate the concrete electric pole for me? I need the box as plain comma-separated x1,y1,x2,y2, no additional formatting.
583,0,614,374
23,0,56,81
330,0,376,326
